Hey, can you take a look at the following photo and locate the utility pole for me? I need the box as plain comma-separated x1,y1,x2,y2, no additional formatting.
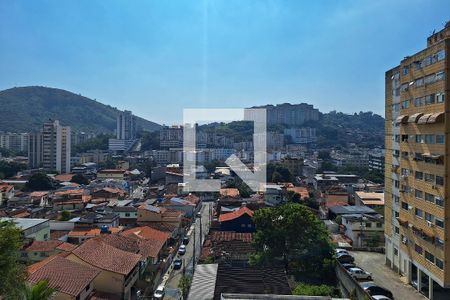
199,213,203,246
192,224,196,268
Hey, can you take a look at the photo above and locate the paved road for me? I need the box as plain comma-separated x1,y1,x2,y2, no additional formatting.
350,251,426,300
164,202,212,300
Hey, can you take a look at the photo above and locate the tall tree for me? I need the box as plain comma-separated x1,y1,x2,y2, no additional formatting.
70,174,89,185
24,280,54,300
0,221,26,298
25,173,53,191
178,275,192,299
251,203,334,281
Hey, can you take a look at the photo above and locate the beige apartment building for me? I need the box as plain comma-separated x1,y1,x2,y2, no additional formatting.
385,23,450,299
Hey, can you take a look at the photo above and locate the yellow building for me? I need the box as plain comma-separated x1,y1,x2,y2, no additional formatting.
385,22,449,299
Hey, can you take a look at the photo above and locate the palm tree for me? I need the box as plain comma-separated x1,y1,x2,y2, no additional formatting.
24,280,54,300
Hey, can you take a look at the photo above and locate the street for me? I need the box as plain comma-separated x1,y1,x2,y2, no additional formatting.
350,251,426,300
163,202,212,300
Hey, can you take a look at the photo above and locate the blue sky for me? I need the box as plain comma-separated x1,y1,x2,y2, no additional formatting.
0,0,449,124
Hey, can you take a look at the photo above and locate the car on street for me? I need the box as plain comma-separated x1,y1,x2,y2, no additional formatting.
153,285,165,299
178,244,186,255
371,296,393,300
341,263,356,271
360,282,394,299
196,211,202,218
183,237,190,245
336,253,354,263
348,267,372,280
173,258,182,270
336,248,349,255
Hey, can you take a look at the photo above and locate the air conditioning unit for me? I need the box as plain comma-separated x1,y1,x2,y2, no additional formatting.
408,205,413,210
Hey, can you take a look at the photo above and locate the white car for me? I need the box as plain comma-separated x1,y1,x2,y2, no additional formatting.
372,296,392,300
178,244,186,255
153,285,165,299
335,248,349,255
348,267,372,280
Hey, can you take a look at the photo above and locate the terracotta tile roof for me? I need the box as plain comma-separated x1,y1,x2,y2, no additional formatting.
0,184,14,193
68,227,122,237
30,191,49,197
287,187,309,199
146,222,178,234
57,242,78,252
54,174,75,182
13,211,30,218
121,226,170,243
50,230,70,240
219,207,254,222
210,231,253,243
220,188,240,198
26,240,64,252
184,194,200,205
70,238,141,275
28,256,100,297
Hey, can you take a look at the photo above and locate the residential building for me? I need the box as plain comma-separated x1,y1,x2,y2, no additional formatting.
341,213,384,248
218,206,255,233
23,240,77,262
28,120,71,173
368,150,385,173
249,103,319,126
0,132,28,153
384,23,449,298
1,218,50,241
354,191,385,215
116,110,136,140
160,125,183,148
279,157,304,176
284,127,317,144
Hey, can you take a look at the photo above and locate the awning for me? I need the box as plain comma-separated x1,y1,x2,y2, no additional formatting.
427,112,445,124
417,113,432,124
395,115,409,125
408,112,424,123
422,152,432,158
431,154,443,160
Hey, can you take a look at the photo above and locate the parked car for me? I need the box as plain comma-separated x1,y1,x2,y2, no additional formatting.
183,237,190,245
372,295,393,300
178,244,186,255
173,259,182,270
196,211,202,218
336,248,349,255
348,267,372,280
341,263,356,271
360,282,394,299
336,253,354,263
153,285,165,299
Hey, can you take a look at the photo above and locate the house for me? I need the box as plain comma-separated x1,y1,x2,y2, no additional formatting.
28,255,100,300
286,186,309,200
159,197,197,218
220,188,240,199
262,184,284,207
354,191,385,215
96,169,126,180
113,206,138,227
54,173,75,183
121,226,170,247
328,205,378,220
0,183,14,206
1,217,50,241
67,227,123,244
200,231,253,264
137,204,183,227
91,187,127,200
30,191,49,207
341,213,384,247
75,212,120,228
219,206,255,233
67,238,141,300
23,240,77,262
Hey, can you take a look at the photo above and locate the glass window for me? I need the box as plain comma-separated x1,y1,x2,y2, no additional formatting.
415,208,423,218
415,244,423,255
435,197,444,207
436,258,444,270
425,193,435,203
425,212,434,222
435,218,444,228
401,201,408,210
366,223,372,228
424,74,435,85
436,175,444,186
436,238,444,249
436,135,444,144
402,66,409,75
436,93,445,103
425,135,435,144
415,171,423,180
415,189,423,199
401,100,410,109
415,135,423,143
436,49,445,61
415,77,424,87
425,251,435,263
436,71,445,81
424,173,435,183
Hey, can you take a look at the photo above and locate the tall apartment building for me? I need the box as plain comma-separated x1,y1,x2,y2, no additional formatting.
251,103,320,126
116,110,136,140
385,23,449,299
0,132,28,153
160,125,183,148
28,120,71,173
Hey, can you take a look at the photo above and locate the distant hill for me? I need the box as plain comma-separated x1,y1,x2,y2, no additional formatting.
0,86,160,133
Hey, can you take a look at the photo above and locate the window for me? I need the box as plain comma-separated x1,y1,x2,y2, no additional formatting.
393,150,400,157
415,97,425,107
415,171,424,180
424,173,435,183
415,61,422,70
366,223,372,228
393,103,400,112
394,135,400,142
376,222,382,228
401,134,409,142
415,77,424,87
415,208,423,218
435,197,444,207
415,135,424,143
436,71,445,81
401,100,410,109
425,212,434,222
436,135,444,144
401,83,409,92
415,244,423,255
425,135,435,144
415,189,423,199
394,226,400,235
424,74,436,85
401,201,409,210
394,247,399,256
394,211,400,218
425,251,435,263
43,234,48,240
435,175,444,186
435,218,444,228
436,238,444,249
436,49,445,61
402,66,409,75
436,93,445,103
436,258,444,270
425,193,435,204
125,213,130,217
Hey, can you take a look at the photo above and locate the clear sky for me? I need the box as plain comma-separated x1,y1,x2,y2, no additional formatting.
0,0,449,124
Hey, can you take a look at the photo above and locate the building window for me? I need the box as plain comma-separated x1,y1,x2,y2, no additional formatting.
436,49,445,61
394,226,400,235
425,193,435,204
436,93,445,103
401,100,410,109
415,208,423,218
402,66,409,75
401,202,409,210
436,71,445,81
424,135,435,144
425,251,435,263
125,213,130,217
435,238,444,249
415,171,423,180
415,244,423,255
435,176,444,186
415,77,424,87
436,135,444,144
415,135,424,143
415,189,423,199
424,173,435,183
435,197,444,207
376,222,382,228
415,97,425,107
436,258,444,270
425,212,434,223
435,218,444,228
394,247,399,256
401,135,409,142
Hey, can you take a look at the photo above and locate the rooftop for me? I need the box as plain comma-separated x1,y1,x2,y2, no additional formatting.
219,207,254,222
0,218,48,230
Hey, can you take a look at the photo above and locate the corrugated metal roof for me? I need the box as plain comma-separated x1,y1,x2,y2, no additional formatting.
188,264,218,300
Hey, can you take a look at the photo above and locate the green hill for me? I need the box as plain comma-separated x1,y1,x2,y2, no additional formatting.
0,86,160,133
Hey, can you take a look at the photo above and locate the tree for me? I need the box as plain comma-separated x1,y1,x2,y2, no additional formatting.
60,210,71,221
251,203,334,282
293,283,339,297
70,174,89,185
271,171,283,183
178,275,192,299
284,190,300,203
0,160,27,179
26,173,53,191
0,221,26,298
24,280,54,300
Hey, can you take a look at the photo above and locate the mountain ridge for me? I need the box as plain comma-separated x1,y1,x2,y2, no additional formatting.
0,86,160,133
